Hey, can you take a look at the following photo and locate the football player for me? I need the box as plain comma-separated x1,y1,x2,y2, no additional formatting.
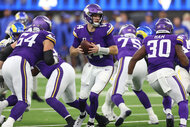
127,18,189,127
102,26,155,122
70,4,118,127
163,35,190,117
5,12,28,39
35,49,109,127
2,12,44,102
103,25,158,126
0,22,25,124
175,35,190,94
1,15,56,127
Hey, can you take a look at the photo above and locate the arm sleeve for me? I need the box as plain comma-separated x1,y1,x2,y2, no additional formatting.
0,45,14,61
43,50,54,65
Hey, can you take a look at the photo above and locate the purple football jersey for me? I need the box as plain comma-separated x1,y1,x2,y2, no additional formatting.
114,35,142,59
9,30,56,66
143,34,183,74
72,23,115,66
35,49,65,79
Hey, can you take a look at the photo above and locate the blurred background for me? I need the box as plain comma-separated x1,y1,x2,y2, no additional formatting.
0,0,190,72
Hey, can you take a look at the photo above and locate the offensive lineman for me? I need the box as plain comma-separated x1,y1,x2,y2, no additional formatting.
127,18,189,127
102,25,158,126
1,15,56,127
0,22,26,124
70,4,118,127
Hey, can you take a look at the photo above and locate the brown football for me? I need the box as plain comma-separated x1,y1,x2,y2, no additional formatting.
80,40,92,55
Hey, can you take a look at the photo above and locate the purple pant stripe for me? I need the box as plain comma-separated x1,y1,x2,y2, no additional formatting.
112,57,124,95
51,67,64,98
173,76,187,100
21,59,27,103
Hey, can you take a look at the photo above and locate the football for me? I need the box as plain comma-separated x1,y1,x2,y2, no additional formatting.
80,40,92,55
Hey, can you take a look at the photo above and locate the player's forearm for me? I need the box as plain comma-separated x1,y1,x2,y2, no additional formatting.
109,45,118,55
175,45,189,67
128,58,137,74
0,61,4,69
70,46,79,57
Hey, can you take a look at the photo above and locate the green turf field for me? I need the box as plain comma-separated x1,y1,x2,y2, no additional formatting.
2,77,190,127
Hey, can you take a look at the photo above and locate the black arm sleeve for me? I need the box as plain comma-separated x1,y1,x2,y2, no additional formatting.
5,34,9,39
0,45,14,61
43,50,55,65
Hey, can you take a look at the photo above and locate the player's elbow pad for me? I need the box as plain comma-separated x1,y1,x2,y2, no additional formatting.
0,45,14,61
43,50,54,65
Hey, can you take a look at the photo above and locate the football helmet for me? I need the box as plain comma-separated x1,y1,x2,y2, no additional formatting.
10,22,25,40
15,12,28,25
136,26,152,39
32,15,52,31
119,24,136,37
83,4,103,27
155,18,173,34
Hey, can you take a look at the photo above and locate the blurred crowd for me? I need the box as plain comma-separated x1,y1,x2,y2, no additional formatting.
0,9,190,72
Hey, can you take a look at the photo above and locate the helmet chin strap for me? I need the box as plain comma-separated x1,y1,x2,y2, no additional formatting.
123,33,136,38
92,22,100,27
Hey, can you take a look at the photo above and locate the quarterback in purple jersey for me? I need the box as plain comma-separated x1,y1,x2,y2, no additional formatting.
70,4,118,127
1,15,57,127
127,18,189,127
102,25,159,126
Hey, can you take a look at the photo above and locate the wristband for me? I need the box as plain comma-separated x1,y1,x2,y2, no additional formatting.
98,45,110,55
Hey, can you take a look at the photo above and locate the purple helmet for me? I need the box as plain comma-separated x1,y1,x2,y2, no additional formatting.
32,15,52,31
83,4,103,27
155,18,173,34
119,24,136,36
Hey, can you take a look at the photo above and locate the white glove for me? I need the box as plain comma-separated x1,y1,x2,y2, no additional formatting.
126,74,134,87
0,38,12,47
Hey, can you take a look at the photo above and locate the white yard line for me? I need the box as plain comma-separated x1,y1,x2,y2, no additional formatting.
15,118,189,127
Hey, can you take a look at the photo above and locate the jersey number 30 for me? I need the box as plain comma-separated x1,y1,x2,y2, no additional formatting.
147,39,171,58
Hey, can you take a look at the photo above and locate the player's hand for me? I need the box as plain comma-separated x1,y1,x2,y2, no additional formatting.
88,43,99,54
0,39,9,48
77,45,84,54
126,74,133,87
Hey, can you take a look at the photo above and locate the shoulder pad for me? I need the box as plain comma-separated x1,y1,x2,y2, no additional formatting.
42,31,56,45
177,35,184,44
103,23,114,36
